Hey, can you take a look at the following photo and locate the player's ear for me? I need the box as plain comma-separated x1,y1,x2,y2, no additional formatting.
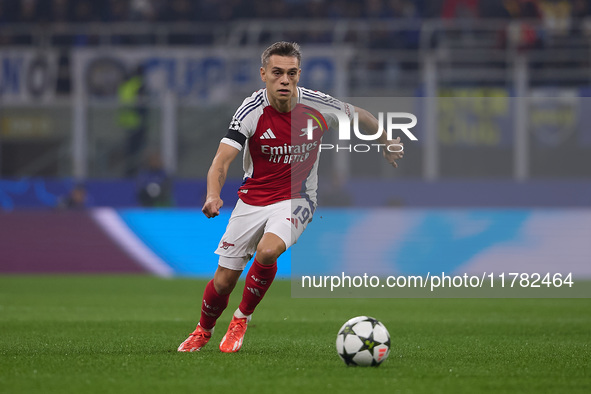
260,67,266,82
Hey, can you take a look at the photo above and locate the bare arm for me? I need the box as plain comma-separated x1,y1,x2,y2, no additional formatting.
202,143,241,218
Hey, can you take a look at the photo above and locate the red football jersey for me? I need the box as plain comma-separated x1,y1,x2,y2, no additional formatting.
221,87,354,207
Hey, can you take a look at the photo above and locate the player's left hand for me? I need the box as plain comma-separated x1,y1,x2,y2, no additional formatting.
382,137,404,168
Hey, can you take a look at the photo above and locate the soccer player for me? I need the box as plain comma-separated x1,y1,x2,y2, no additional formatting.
178,41,404,353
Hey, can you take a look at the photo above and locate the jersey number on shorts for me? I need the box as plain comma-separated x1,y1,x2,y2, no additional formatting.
292,205,311,225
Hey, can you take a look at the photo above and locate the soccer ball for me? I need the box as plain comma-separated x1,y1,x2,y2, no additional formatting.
336,316,390,367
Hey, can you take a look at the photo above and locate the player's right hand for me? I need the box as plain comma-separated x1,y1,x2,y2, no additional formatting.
202,197,223,218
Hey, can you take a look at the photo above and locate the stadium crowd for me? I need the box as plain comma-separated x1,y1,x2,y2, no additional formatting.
0,0,588,24
0,0,587,50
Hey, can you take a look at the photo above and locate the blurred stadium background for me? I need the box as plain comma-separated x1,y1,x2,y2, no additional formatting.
0,0,590,279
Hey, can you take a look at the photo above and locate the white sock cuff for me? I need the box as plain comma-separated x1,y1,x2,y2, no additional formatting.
198,323,214,333
234,308,252,320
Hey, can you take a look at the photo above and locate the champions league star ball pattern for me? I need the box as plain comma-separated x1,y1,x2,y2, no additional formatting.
336,316,391,367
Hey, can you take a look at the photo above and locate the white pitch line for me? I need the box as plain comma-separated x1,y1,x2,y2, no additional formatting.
91,207,174,277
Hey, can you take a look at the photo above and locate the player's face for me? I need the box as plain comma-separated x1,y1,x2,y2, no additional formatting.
260,55,301,105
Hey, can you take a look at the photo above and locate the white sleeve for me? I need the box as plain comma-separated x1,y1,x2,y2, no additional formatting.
300,88,354,130
220,137,243,151
221,91,263,150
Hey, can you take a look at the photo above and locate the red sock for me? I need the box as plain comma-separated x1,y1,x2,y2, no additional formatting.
238,259,278,316
199,279,229,330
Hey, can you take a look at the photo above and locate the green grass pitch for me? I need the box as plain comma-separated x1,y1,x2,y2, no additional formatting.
1,275,589,394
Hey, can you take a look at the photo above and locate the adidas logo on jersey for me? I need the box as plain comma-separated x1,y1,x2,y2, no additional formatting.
260,128,276,139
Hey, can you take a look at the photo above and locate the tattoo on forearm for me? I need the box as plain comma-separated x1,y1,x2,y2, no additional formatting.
217,168,225,187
